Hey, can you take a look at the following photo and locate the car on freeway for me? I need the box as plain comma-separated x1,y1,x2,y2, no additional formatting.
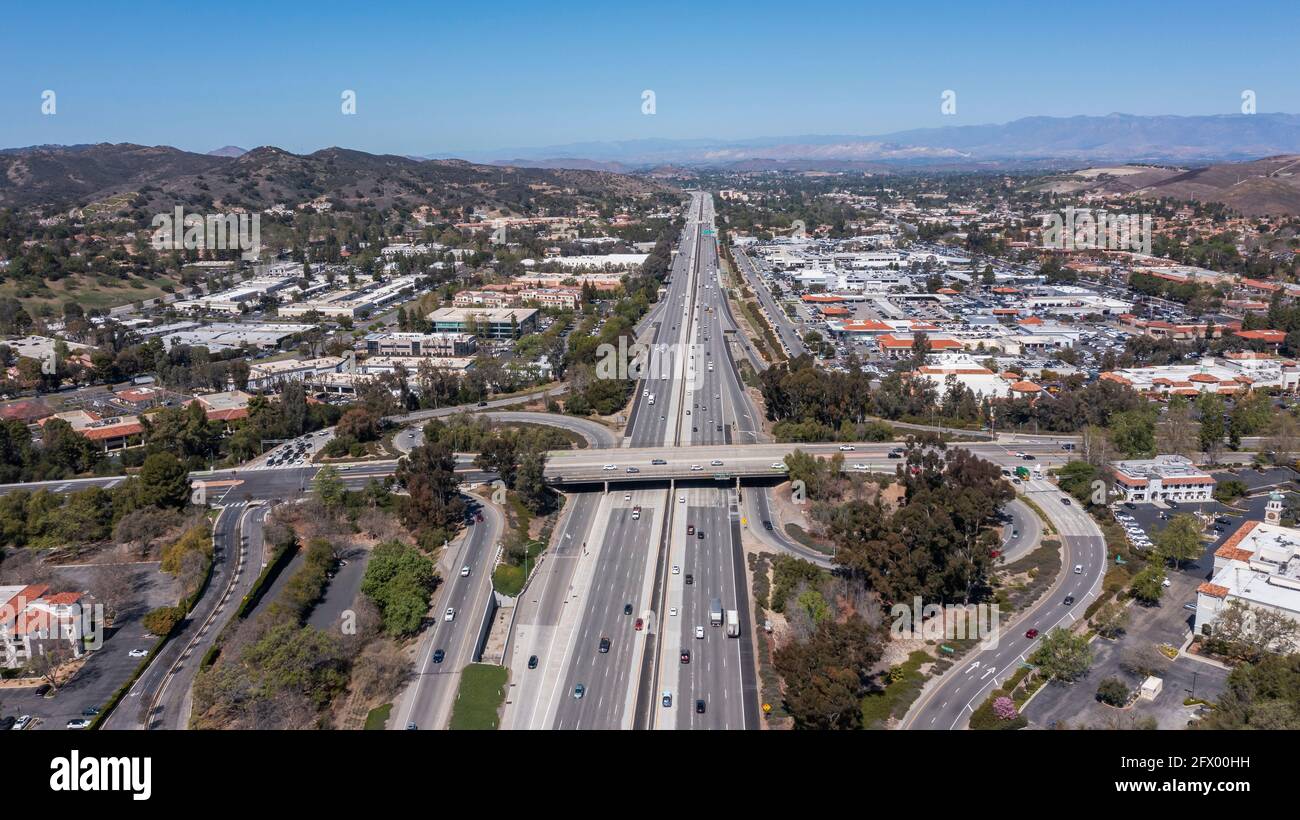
762,520,773,530
685,573,693,585
680,650,690,664
697,531,704,539
1073,564,1083,574
528,655,539,669
573,684,586,700
852,463,868,470
652,458,667,465
672,565,680,574
669,607,677,617
444,608,456,622
460,565,471,577
678,495,686,503
695,625,704,639
626,467,640,474
687,524,695,535
1022,454,1036,461
888,449,904,458
690,465,703,472
635,618,644,631
695,699,706,714
661,691,672,708
432,649,445,663
770,462,786,470
710,459,723,466
839,445,855,451
1025,629,1039,639
624,603,633,615
128,649,149,658
598,637,610,653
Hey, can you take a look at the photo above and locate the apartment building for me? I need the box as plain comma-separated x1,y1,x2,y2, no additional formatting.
0,584,95,668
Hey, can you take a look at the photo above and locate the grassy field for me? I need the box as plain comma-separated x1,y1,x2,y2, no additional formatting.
364,703,392,730
448,664,508,730
1,271,181,315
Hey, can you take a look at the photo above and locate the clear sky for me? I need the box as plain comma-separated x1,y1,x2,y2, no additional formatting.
2,0,1296,156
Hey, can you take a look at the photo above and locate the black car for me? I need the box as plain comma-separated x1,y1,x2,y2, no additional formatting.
432,649,445,663
624,603,633,615
762,520,773,531
1063,595,1075,605
34,684,51,697
1060,497,1072,505
81,707,100,717
528,655,539,669
598,637,611,653
685,573,693,585
697,531,704,539
476,401,487,407
695,699,706,714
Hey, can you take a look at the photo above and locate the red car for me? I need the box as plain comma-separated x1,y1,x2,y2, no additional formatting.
634,618,644,632
687,525,695,536
1025,628,1039,639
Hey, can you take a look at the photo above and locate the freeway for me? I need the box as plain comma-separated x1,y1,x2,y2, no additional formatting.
393,493,504,730
900,474,1106,730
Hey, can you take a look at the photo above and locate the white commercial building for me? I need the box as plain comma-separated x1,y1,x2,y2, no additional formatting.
1195,500,1300,653
247,356,350,391
1102,353,1300,398
1111,455,1215,504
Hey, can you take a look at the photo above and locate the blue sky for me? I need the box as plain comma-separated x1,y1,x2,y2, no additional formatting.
2,0,1296,156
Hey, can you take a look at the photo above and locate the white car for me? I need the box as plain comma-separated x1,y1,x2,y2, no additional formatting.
602,464,617,471
770,462,786,470
672,565,680,575
1073,564,1083,574
690,465,703,472
13,715,32,730
670,607,678,617
852,463,868,470
66,719,91,730
460,565,471,578
678,495,686,503
695,626,704,639
444,608,456,622
127,649,149,658
839,445,855,451
710,459,723,466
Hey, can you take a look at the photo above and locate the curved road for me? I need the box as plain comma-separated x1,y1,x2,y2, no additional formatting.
394,410,617,455
901,476,1106,730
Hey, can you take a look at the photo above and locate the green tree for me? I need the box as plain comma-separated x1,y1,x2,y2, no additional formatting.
138,452,192,510
1030,627,1093,681
313,465,346,511
1130,565,1166,605
1155,513,1203,569
361,541,439,637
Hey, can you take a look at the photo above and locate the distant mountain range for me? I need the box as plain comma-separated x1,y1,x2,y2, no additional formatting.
434,113,1300,171
0,143,669,212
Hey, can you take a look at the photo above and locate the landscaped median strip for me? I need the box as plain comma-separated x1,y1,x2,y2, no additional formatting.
448,663,509,730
